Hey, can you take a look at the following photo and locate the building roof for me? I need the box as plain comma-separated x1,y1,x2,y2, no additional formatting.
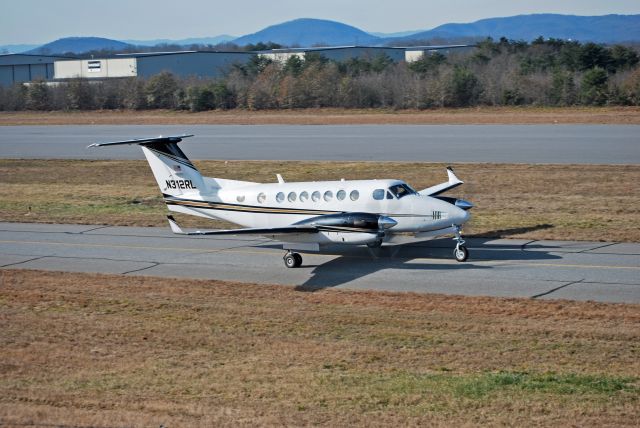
0,53,74,66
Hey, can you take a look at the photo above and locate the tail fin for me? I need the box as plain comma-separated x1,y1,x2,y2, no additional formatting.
88,135,205,197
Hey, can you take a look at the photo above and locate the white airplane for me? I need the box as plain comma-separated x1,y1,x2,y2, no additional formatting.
89,134,473,268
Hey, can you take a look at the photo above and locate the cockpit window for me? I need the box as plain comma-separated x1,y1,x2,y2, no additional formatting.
388,184,417,199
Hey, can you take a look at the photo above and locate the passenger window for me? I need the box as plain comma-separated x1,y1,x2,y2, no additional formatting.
236,195,245,202
373,189,384,200
288,192,297,202
337,190,346,200
324,190,333,202
257,193,266,203
300,191,309,202
311,191,321,202
350,190,359,201
276,192,285,203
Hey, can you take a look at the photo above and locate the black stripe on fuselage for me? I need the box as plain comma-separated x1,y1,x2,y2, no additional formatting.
164,195,341,216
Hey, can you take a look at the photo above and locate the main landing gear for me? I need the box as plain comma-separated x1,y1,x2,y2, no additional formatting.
453,225,469,262
283,251,303,268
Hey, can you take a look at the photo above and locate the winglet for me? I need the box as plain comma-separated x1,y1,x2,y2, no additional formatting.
446,166,464,185
418,166,465,196
276,174,285,184
167,215,185,234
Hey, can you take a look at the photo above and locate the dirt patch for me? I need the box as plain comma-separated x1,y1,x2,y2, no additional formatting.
1,106,640,125
1,159,639,242
0,269,638,426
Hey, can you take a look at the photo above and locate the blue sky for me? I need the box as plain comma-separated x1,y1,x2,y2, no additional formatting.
2,0,639,45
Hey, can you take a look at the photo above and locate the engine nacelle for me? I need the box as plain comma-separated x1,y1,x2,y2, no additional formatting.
294,212,397,231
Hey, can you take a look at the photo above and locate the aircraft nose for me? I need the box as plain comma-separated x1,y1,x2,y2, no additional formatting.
378,215,397,229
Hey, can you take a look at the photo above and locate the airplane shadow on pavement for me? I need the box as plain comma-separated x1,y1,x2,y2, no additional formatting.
290,237,563,292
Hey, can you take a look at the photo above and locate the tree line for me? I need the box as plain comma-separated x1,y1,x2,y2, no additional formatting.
1,38,639,111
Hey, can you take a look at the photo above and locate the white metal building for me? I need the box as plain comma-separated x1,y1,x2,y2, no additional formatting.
54,51,254,80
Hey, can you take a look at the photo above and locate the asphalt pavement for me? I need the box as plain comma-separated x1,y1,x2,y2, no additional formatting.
1,124,639,163
1,222,638,303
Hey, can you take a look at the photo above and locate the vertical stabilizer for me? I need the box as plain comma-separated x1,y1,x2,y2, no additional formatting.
88,135,205,197
140,142,205,197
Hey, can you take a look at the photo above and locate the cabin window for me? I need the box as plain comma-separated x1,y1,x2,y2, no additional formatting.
350,190,359,201
337,190,346,200
373,189,385,200
288,192,297,202
276,192,285,203
389,184,416,199
300,191,309,202
236,195,245,202
311,191,321,202
257,193,266,203
324,190,333,202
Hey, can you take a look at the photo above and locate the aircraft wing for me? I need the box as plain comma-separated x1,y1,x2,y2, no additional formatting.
418,166,464,196
167,215,318,236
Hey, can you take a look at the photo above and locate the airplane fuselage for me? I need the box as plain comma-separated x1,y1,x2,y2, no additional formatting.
163,178,470,245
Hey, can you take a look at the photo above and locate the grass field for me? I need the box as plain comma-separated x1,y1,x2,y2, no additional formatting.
1,106,640,125
0,269,638,426
1,159,639,242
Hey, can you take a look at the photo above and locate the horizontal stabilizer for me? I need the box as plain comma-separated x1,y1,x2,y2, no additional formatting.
88,134,193,148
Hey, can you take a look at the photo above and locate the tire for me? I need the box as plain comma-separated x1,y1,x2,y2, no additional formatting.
367,240,383,248
284,254,297,268
293,253,303,267
454,245,469,262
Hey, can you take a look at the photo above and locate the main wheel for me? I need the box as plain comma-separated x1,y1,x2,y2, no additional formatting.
284,254,297,268
293,253,303,267
454,245,469,262
367,240,383,248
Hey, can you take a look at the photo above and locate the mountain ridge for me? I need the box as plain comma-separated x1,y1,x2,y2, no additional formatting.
232,18,379,47
9,13,640,55
394,14,640,44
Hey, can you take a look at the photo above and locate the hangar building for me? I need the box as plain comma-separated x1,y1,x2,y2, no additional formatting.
0,54,70,86
54,51,254,80
259,45,472,64
1,45,474,86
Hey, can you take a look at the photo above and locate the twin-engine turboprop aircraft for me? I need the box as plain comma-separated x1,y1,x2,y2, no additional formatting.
89,134,473,268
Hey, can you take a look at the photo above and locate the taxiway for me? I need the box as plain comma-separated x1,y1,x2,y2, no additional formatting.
1,222,638,303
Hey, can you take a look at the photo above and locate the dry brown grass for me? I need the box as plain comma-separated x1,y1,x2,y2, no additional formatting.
1,159,639,242
0,269,638,427
1,106,640,125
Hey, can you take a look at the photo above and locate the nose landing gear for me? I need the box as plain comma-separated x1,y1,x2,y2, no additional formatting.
283,251,303,268
453,225,469,262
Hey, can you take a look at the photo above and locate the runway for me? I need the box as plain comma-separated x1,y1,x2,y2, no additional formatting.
1,124,639,163
1,222,638,303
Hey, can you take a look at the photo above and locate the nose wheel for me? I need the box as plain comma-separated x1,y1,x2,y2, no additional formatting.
453,225,469,262
283,251,303,268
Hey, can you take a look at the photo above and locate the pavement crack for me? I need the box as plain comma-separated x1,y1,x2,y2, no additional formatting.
121,263,160,275
68,225,111,235
531,279,584,299
0,256,46,268
579,242,618,253
520,240,537,251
